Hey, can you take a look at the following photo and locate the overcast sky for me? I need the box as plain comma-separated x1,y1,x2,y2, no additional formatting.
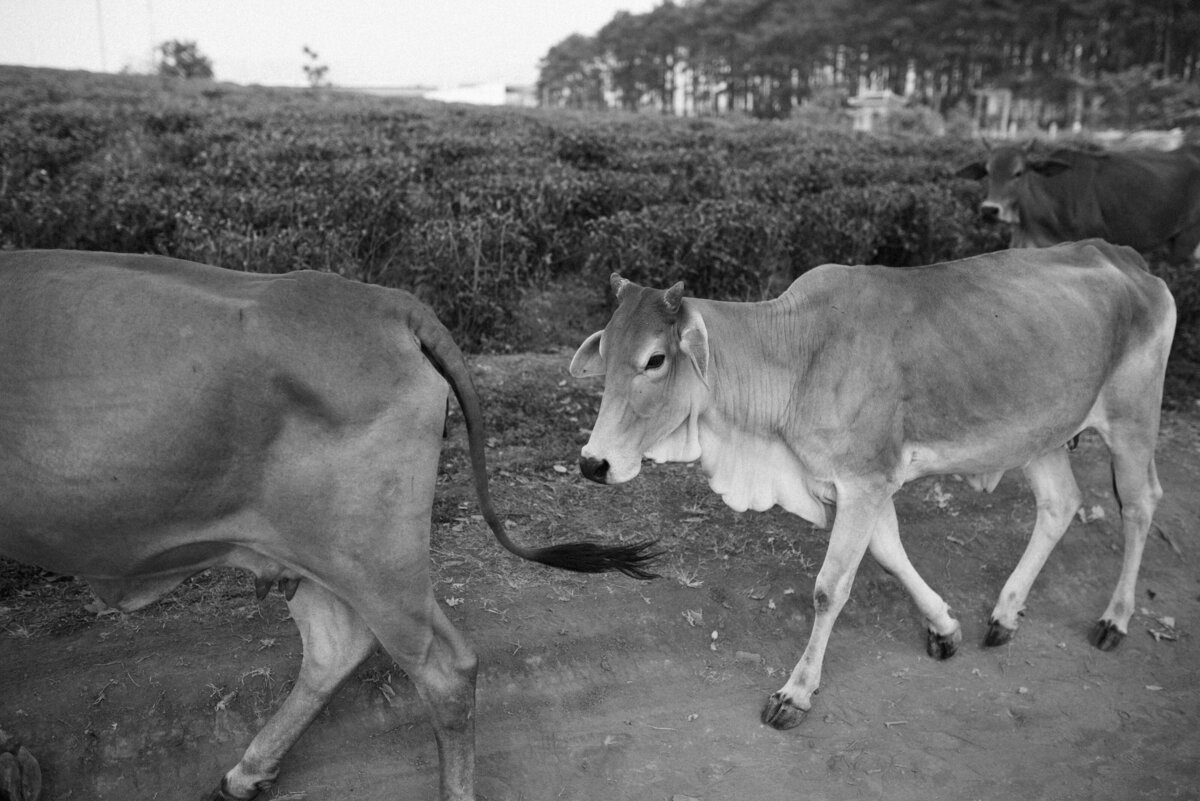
0,0,661,88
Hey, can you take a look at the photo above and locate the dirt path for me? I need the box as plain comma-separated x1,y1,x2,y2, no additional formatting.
2,354,1198,800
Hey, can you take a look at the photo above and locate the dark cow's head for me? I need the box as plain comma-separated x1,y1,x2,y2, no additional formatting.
955,141,1071,225
569,274,709,485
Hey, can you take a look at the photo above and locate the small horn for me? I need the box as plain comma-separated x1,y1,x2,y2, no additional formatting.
663,281,685,314
610,273,632,300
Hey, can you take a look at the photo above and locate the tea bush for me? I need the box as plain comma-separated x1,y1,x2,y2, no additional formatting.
584,199,793,300
0,65,1194,392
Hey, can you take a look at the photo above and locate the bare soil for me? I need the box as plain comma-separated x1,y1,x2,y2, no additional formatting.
2,352,1198,801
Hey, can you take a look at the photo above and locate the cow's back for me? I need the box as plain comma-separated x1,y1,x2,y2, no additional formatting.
787,239,1163,350
0,251,440,583
1050,146,1200,251
779,240,1172,474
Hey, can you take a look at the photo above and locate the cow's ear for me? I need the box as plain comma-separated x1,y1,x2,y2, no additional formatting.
678,302,709,386
570,330,605,378
1029,158,1070,177
955,162,987,180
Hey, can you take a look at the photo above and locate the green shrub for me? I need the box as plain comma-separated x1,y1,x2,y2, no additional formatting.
382,212,532,349
1151,260,1200,399
583,199,792,300
0,65,1193,396
789,181,1007,272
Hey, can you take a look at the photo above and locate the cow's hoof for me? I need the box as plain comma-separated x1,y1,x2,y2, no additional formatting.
0,745,41,801
760,692,808,730
926,626,961,660
0,752,22,801
202,777,259,801
1088,620,1125,651
983,618,1016,647
16,747,40,801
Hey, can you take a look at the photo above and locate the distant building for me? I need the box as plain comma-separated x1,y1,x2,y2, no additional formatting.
848,89,906,132
347,83,536,107
351,85,438,98
427,82,505,105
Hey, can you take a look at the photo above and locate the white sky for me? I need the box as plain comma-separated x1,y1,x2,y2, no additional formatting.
0,0,662,88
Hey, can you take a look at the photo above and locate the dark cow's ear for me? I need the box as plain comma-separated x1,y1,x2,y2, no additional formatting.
569,330,605,378
610,273,632,300
1029,158,1070,177
663,282,685,315
955,162,987,180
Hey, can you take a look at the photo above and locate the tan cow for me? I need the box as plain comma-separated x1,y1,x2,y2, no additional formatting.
0,250,658,801
570,240,1175,730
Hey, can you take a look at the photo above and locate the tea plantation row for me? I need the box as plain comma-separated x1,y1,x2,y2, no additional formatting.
0,67,1193,395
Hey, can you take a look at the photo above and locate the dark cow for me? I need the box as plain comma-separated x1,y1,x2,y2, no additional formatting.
956,141,1200,263
0,250,657,801
570,240,1174,730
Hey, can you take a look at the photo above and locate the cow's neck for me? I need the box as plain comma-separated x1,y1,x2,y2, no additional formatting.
688,297,836,527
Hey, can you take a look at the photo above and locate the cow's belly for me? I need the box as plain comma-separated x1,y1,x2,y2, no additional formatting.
0,378,275,579
0,482,251,577
894,359,1104,483
895,416,1087,483
0,425,261,563
2,517,291,612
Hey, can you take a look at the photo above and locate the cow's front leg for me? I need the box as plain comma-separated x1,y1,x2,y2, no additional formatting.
762,486,890,730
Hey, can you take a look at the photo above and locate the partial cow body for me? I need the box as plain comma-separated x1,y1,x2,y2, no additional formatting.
571,240,1175,730
956,141,1200,264
0,250,656,801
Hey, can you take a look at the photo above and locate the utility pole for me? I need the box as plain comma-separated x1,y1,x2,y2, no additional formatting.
95,0,108,71
147,0,157,71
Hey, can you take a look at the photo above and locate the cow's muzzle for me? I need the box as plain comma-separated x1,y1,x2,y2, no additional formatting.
579,455,610,484
980,202,1001,222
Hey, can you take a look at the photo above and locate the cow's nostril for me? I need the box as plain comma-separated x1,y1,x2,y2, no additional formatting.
579,456,610,484
980,205,1000,222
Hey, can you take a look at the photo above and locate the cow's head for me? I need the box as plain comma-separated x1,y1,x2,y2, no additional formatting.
569,274,710,484
955,141,1071,225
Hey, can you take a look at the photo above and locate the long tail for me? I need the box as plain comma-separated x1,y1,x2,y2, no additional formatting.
405,303,661,580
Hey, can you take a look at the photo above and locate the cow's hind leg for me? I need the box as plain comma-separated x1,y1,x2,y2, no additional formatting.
866,500,961,659
210,581,377,800
1089,423,1163,650
370,597,478,801
985,448,1081,647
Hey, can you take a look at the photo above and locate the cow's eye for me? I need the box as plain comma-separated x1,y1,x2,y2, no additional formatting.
645,353,666,371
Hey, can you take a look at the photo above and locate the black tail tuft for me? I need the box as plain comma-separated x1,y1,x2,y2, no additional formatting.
408,304,662,583
524,540,663,580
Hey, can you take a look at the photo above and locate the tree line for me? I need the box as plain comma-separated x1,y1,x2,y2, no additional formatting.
536,0,1200,121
